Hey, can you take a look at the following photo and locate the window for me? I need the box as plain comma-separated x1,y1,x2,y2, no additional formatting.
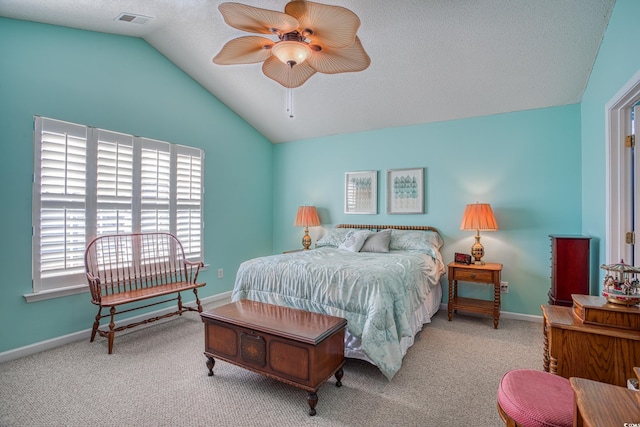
31,117,204,299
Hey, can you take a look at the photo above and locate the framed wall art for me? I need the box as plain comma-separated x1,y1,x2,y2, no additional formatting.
344,171,377,214
386,167,424,214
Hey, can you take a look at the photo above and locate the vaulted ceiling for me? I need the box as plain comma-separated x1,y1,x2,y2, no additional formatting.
0,0,615,143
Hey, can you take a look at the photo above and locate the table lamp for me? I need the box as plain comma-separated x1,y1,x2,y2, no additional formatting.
460,202,498,264
294,206,320,250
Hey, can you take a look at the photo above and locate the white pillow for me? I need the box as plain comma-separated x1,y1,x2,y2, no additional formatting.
339,230,371,252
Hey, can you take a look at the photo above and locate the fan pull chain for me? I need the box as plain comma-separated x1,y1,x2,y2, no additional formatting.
286,61,294,118
287,87,294,118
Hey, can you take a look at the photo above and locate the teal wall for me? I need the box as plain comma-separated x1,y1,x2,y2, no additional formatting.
0,18,274,353
2,0,638,355
273,105,583,316
581,0,640,285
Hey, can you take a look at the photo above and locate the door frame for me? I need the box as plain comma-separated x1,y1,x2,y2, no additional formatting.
605,68,640,265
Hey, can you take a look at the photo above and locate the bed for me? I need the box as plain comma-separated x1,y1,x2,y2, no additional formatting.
231,224,446,380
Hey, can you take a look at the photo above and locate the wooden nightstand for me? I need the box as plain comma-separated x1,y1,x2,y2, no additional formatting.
447,262,503,328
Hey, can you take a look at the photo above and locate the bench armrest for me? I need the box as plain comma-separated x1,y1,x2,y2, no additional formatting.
85,273,102,304
184,259,205,284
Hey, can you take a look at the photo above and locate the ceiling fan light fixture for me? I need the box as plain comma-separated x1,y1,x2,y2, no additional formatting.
213,1,370,91
271,41,311,66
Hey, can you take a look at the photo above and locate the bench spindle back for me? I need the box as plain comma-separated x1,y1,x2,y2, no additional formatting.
85,232,191,304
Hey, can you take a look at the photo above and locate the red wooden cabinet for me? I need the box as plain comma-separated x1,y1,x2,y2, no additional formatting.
548,235,591,306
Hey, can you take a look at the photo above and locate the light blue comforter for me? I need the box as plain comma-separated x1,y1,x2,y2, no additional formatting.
232,247,444,379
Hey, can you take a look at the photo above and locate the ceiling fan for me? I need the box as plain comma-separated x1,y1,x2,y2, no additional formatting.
212,1,371,89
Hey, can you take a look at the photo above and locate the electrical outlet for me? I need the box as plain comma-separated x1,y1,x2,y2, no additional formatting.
500,281,509,293
218,268,223,279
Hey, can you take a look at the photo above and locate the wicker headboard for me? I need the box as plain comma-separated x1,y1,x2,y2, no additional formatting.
335,224,440,234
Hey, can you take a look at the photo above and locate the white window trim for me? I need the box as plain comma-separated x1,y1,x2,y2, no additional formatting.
28,117,204,302
605,68,640,266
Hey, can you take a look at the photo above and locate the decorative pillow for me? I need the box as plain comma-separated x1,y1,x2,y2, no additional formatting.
360,229,392,253
389,229,444,251
339,230,371,252
316,227,352,247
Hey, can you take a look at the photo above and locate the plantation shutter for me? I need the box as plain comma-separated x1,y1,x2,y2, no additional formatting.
140,138,171,234
95,129,134,236
176,145,203,260
33,117,88,291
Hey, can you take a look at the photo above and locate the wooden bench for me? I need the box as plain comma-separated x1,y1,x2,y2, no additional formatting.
201,300,347,416
85,232,206,354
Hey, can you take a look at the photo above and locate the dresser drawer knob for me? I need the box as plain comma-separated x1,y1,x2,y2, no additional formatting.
470,273,476,279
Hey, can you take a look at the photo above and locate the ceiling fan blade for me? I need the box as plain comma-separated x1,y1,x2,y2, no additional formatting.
307,36,371,74
218,2,299,35
213,36,274,65
262,56,316,88
284,0,360,48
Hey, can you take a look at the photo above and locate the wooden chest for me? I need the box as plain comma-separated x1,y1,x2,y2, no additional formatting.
201,300,347,415
572,294,640,331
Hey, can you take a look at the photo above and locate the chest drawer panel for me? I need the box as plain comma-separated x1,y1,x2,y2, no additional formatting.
270,340,310,381
205,321,238,357
453,268,493,282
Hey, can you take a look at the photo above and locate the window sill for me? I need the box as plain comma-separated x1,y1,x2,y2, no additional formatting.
24,284,89,303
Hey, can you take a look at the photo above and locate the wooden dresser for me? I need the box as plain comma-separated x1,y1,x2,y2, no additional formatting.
548,235,591,306
541,295,640,386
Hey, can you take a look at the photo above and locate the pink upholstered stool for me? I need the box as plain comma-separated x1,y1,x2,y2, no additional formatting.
497,369,573,427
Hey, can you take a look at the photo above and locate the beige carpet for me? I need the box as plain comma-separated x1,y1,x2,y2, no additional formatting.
0,303,542,426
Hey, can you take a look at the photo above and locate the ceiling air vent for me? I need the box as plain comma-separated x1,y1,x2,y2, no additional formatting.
115,13,153,24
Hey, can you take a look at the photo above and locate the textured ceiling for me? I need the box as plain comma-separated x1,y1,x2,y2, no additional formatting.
0,0,615,143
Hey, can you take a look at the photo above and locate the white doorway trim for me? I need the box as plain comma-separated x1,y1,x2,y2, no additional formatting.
605,68,640,265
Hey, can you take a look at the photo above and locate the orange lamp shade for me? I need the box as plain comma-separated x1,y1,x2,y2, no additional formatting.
460,203,498,231
460,203,497,264
294,206,320,228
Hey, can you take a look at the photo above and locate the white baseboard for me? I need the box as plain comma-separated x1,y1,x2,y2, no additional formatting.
500,310,543,323
0,291,232,364
438,303,543,323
